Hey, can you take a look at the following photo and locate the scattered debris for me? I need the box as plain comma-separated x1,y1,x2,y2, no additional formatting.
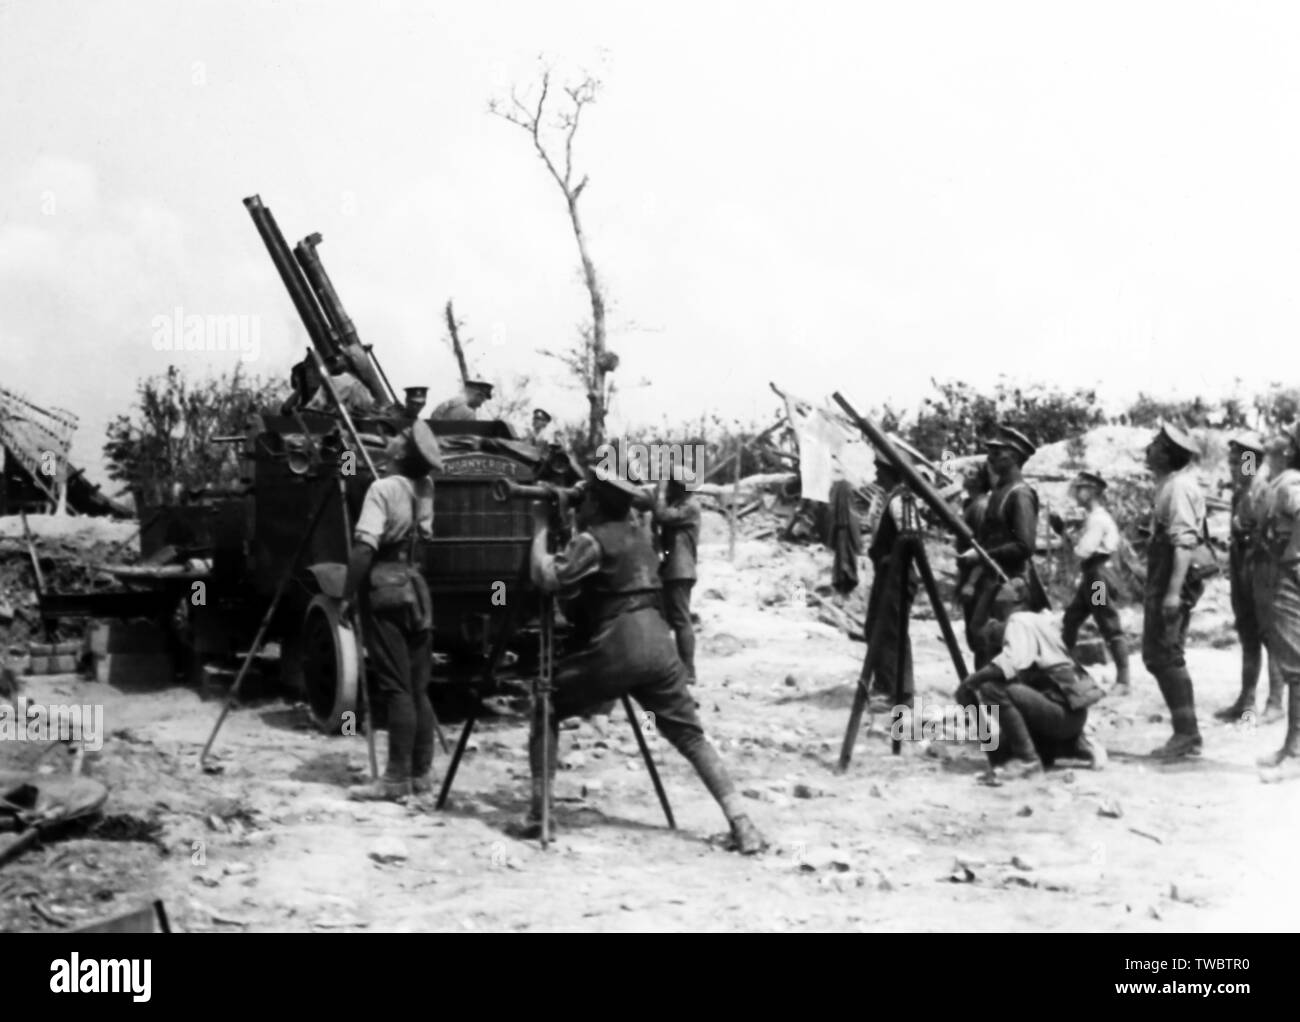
368,838,409,865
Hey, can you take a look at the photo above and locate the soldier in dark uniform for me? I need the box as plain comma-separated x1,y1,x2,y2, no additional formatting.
652,468,701,683
340,421,441,800
958,425,1047,667
1142,422,1209,759
864,453,919,713
521,469,766,854
403,386,429,420
1257,427,1300,780
955,461,993,651
1215,432,1282,722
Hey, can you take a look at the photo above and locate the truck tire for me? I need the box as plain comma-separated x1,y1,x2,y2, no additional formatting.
301,595,359,733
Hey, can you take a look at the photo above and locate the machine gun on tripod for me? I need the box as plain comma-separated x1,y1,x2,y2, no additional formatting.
436,478,675,846
830,393,1010,771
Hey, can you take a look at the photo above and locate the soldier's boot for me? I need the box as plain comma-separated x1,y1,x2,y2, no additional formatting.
1107,637,1131,691
1216,649,1261,722
728,812,769,856
1261,655,1286,724
1152,666,1203,759
347,777,412,802
1065,731,1108,770
1258,682,1300,771
986,704,1042,779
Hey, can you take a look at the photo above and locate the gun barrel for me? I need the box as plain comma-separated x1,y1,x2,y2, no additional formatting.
492,479,585,503
293,233,395,408
831,392,1009,582
243,196,339,363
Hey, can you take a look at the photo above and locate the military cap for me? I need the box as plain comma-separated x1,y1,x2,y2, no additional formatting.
465,380,494,398
1228,430,1264,454
983,425,1037,460
1071,470,1107,491
1154,421,1200,457
404,386,429,400
406,419,443,472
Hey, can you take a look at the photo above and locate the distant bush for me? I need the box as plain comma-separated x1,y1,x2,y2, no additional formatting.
104,366,281,508
901,377,1105,460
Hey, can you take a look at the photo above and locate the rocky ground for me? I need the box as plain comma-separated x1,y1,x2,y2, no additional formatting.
1,524,1296,933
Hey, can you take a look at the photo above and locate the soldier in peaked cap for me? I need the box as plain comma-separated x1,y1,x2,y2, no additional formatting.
1142,421,1210,759
430,380,494,421
403,386,429,420
341,420,442,801
526,408,558,446
959,425,1049,667
520,463,766,853
1215,431,1283,723
1054,471,1130,689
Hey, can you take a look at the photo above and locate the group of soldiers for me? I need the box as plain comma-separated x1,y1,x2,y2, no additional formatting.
333,399,759,850
284,366,560,446
311,376,1300,862
862,417,1300,782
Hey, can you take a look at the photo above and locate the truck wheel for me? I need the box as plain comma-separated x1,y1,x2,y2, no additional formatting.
301,595,359,733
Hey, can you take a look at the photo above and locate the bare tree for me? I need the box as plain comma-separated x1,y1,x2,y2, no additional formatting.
491,67,616,450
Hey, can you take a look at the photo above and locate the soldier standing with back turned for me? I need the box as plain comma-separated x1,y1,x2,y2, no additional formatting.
341,421,442,800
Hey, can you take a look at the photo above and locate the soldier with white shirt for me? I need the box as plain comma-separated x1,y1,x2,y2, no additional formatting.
340,421,441,801
1054,471,1130,689
955,580,1107,780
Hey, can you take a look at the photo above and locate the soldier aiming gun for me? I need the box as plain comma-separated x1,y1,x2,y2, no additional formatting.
517,466,765,854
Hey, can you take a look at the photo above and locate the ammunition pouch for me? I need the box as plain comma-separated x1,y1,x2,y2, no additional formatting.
1186,543,1221,584
368,561,418,612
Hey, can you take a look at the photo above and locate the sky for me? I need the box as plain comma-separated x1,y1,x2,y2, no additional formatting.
2,0,1300,486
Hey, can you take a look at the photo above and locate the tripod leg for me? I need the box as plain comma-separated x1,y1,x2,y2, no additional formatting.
892,547,911,756
911,538,970,680
430,706,450,756
538,595,555,849
622,695,676,829
435,713,477,810
540,680,551,849
838,548,905,771
199,484,335,771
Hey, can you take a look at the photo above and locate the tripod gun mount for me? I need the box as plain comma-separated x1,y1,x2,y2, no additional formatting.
434,476,676,841
836,487,975,772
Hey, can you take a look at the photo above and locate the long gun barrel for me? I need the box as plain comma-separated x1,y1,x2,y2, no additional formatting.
243,196,340,365
831,392,1009,583
492,479,585,503
293,232,397,409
